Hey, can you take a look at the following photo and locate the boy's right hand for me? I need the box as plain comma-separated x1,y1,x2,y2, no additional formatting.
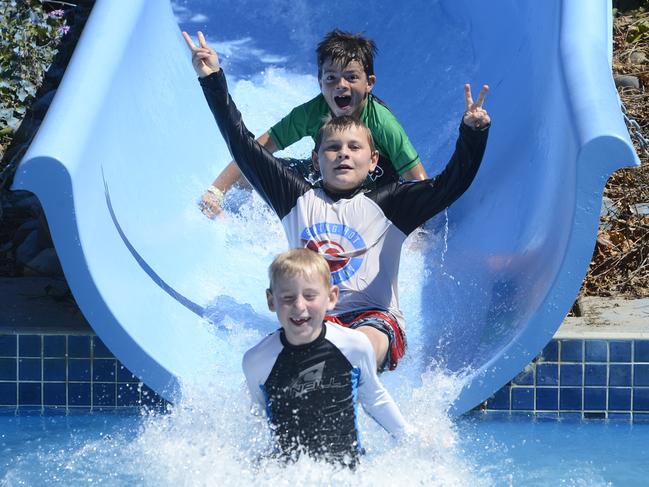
182,31,221,78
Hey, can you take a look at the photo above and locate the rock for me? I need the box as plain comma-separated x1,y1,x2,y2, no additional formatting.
24,248,63,276
8,191,41,211
630,51,648,65
15,230,41,265
13,218,40,245
614,74,640,89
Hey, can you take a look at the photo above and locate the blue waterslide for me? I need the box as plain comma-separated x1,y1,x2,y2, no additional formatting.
12,0,639,414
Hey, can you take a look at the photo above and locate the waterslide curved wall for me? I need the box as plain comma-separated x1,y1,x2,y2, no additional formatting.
13,0,638,414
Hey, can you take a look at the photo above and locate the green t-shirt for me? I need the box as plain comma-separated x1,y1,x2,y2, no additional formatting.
268,94,421,176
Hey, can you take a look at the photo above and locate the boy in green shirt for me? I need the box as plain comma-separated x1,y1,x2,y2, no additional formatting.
196,29,429,217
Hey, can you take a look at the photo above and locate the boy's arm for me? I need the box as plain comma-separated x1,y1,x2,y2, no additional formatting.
383,120,489,236
356,334,410,438
242,350,268,412
381,85,491,234
199,70,310,219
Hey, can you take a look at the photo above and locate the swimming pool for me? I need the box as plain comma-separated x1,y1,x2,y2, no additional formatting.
2,411,647,485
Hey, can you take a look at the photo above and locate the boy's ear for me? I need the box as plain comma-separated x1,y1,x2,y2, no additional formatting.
366,74,376,93
311,150,320,171
328,285,339,310
266,289,275,312
369,150,379,172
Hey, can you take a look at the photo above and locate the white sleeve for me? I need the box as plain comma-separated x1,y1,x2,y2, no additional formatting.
356,335,410,437
242,349,268,412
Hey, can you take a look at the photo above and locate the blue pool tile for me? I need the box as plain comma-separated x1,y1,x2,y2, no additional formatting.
68,360,91,381
560,340,583,362
43,336,66,357
0,358,16,381
633,388,649,412
511,387,534,410
560,363,583,386
93,337,114,358
18,406,43,414
0,383,17,406
18,383,41,405
609,388,632,411
609,364,632,387
585,341,608,362
117,363,139,383
585,364,607,386
18,358,41,381
486,386,510,410
634,364,649,386
43,359,66,381
536,364,558,386
584,412,606,419
608,412,631,421
68,336,91,358
537,341,558,362
117,383,140,406
93,359,116,382
610,341,632,362
633,413,649,423
68,383,91,406
93,383,116,407
18,335,41,358
635,341,649,362
513,367,534,386
559,388,582,411
584,388,607,411
536,388,558,411
0,336,16,357
43,383,66,406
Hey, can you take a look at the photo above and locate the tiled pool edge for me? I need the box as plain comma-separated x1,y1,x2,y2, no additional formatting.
0,332,168,414
478,337,649,420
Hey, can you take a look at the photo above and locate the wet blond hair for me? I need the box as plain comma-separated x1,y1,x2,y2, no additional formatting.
268,248,331,291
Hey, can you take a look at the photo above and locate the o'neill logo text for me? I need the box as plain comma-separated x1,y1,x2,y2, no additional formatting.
301,222,366,284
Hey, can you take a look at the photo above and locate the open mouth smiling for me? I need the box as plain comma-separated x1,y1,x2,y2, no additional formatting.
290,318,310,326
334,95,352,109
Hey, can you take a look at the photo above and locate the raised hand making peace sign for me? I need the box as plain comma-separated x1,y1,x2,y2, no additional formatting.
182,31,221,78
463,84,490,130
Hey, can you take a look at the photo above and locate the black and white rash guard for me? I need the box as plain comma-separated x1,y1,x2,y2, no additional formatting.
200,71,489,330
242,322,408,463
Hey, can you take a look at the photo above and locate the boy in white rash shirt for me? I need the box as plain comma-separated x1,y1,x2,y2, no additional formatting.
243,248,410,466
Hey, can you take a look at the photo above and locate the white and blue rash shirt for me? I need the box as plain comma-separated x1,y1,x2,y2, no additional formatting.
242,322,408,463
200,71,489,330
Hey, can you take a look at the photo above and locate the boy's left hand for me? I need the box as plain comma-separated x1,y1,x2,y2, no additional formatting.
463,84,490,130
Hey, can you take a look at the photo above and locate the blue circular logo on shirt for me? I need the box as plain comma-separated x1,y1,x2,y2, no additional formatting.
300,223,366,285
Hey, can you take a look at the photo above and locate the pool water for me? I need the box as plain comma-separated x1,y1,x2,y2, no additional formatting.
2,408,648,486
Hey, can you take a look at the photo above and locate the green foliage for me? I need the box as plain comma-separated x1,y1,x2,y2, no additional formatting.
627,17,649,42
0,0,68,134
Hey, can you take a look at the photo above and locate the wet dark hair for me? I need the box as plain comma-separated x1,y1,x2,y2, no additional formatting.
316,29,377,79
313,115,376,153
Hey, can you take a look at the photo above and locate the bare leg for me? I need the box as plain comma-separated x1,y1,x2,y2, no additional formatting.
355,325,389,370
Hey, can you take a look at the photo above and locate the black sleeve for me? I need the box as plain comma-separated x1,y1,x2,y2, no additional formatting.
198,71,311,219
375,121,489,235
